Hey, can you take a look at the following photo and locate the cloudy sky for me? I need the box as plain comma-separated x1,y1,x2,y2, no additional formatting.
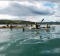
0,0,60,22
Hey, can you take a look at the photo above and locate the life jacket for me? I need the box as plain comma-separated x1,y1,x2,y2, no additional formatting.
33,25,36,29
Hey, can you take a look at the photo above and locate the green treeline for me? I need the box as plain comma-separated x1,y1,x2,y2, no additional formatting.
0,20,35,24
38,22,60,25
0,20,60,25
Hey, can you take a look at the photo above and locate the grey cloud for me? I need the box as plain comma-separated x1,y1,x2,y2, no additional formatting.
31,0,60,2
0,2,34,16
31,10,54,15
0,2,55,16
0,0,60,2
30,6,55,15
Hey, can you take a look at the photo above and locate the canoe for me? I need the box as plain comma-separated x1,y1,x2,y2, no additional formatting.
24,26,51,31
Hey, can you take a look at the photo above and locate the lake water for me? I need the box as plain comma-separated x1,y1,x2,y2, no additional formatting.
0,25,60,56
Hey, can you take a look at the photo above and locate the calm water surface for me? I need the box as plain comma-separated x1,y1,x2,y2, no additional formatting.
0,25,60,56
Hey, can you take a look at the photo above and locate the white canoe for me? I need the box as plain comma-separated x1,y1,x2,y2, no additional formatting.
24,26,51,31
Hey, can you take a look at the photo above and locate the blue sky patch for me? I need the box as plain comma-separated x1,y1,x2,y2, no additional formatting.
44,2,55,8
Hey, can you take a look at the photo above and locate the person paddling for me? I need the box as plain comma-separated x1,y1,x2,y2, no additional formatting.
23,27,25,32
35,23,39,29
33,23,38,29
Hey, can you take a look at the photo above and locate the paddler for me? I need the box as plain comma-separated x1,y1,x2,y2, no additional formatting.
23,27,25,32
46,24,50,28
33,23,39,29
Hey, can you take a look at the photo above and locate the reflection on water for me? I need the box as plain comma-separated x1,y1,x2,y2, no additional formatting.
0,25,60,56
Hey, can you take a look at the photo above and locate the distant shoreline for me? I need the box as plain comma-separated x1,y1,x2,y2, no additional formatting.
0,22,60,25
0,20,60,25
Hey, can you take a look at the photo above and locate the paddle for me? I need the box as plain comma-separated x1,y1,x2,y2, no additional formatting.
39,18,44,27
41,18,44,22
